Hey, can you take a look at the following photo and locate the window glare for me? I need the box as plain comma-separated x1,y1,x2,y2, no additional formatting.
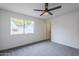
11,17,34,35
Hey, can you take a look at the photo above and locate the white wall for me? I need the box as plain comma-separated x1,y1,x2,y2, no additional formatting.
51,11,79,49
0,9,47,50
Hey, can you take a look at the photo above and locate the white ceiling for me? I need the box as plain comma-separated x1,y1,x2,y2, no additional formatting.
0,3,79,20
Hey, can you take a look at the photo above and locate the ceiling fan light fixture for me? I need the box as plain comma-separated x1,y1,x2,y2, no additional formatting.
34,3,61,16
43,12,48,15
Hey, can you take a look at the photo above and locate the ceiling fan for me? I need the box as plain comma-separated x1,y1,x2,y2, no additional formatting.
34,3,62,16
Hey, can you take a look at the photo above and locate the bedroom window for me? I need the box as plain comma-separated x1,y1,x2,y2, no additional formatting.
11,17,34,35
25,20,34,34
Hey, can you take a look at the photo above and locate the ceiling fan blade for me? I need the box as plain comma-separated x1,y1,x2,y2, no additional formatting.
34,9,44,11
48,6,61,11
48,12,53,15
45,3,48,9
40,12,45,16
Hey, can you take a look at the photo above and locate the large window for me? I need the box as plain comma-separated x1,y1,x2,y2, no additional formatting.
11,17,34,35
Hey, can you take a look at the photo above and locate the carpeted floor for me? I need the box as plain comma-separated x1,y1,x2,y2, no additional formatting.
0,40,79,56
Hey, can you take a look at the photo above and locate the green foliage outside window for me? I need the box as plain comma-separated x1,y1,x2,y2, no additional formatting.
11,18,33,26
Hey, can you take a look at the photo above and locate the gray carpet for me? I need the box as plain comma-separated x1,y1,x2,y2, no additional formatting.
0,40,79,56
